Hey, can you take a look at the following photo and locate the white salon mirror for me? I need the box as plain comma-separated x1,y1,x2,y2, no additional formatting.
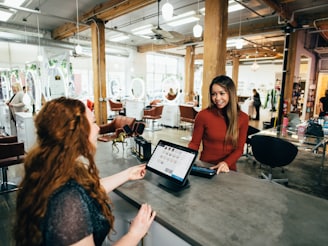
162,76,180,103
48,66,66,99
0,75,9,100
130,78,145,100
25,71,36,102
109,79,120,98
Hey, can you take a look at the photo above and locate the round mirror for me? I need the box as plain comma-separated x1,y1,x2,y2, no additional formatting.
26,71,36,102
109,79,120,98
0,75,9,100
162,76,180,102
130,78,145,100
48,67,66,99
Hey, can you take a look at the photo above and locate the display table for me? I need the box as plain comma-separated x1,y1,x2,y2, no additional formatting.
15,112,36,152
100,157,328,245
125,99,145,121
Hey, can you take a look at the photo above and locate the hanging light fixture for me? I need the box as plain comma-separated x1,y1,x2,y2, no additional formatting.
75,0,82,54
235,10,243,49
251,48,260,71
36,14,43,62
193,0,203,38
162,0,173,20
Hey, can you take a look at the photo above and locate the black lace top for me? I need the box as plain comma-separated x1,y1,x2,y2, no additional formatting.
41,180,110,246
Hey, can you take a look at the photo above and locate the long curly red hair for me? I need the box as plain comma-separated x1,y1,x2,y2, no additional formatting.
14,97,114,246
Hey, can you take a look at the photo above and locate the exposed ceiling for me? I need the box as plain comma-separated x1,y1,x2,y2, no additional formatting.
0,0,328,64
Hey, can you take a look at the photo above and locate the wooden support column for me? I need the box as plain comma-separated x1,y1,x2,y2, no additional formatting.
232,56,240,88
185,45,195,103
277,25,297,126
202,0,228,108
284,30,298,113
91,20,107,125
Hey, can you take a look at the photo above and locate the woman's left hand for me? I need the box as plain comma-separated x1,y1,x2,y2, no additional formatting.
128,164,147,181
210,161,230,174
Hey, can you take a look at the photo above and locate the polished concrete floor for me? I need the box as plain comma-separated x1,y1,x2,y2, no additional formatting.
1,108,328,245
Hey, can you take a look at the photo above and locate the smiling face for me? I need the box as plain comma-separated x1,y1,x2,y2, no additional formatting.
211,84,229,109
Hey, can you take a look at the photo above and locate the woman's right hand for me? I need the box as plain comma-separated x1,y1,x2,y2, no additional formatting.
128,203,156,241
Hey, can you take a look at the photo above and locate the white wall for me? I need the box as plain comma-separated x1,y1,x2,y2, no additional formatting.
227,62,283,97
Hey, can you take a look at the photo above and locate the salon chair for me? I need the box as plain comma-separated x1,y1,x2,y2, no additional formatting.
108,99,124,117
86,99,94,111
251,135,298,185
179,105,198,141
243,125,260,159
0,136,25,194
98,115,136,142
143,105,164,131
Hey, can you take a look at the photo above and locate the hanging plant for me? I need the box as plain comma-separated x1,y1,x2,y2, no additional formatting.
48,59,58,67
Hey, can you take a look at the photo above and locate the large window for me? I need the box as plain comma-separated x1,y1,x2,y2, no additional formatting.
146,53,184,102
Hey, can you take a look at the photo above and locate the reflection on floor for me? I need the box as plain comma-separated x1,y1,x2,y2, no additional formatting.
1,107,328,245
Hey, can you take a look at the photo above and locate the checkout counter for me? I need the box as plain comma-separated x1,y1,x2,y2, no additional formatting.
98,152,328,245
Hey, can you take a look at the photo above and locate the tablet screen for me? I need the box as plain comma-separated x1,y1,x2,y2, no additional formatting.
146,140,198,188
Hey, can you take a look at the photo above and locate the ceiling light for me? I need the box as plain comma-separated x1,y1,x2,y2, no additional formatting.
235,10,243,49
227,39,240,47
162,1,173,20
193,23,202,38
75,44,83,54
0,9,14,22
75,0,83,55
166,11,198,27
109,35,130,42
193,0,203,38
228,0,244,13
235,38,243,49
251,48,260,71
251,61,259,71
37,54,43,62
36,14,43,62
167,16,199,26
4,0,25,7
132,24,154,35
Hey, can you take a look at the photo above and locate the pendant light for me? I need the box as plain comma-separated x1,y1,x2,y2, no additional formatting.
36,14,43,62
193,0,203,38
235,10,243,49
162,0,173,20
75,0,82,54
251,48,260,71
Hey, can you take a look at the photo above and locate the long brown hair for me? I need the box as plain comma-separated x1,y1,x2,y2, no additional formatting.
14,97,114,246
209,75,240,147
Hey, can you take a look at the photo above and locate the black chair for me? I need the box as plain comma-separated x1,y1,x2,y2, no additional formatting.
0,136,25,194
243,125,260,158
250,135,298,185
262,117,277,129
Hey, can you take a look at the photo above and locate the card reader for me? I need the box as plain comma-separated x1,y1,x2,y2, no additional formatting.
190,165,216,178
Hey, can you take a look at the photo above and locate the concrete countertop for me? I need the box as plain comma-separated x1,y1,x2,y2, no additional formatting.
101,157,328,246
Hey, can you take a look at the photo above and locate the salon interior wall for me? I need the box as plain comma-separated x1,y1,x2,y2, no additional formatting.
0,42,43,110
226,63,282,100
293,29,316,120
69,48,149,119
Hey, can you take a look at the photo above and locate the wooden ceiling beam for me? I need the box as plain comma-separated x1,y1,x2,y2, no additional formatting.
137,43,178,53
261,0,297,27
137,36,203,53
52,0,156,40
227,17,284,38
